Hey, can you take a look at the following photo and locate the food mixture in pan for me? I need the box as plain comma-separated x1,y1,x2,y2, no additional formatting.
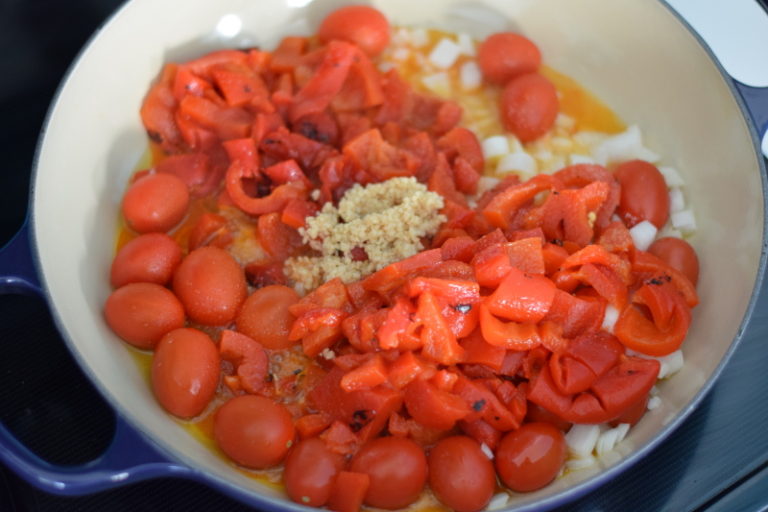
104,5,701,511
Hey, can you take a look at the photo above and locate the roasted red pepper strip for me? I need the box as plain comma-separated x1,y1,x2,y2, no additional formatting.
614,282,692,356
225,160,307,216
485,266,556,323
478,303,541,351
219,330,268,394
289,40,358,122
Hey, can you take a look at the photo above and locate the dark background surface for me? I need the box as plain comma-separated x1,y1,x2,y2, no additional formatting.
1,1,768,511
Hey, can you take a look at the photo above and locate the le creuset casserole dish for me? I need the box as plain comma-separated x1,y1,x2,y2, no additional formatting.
1,0,767,511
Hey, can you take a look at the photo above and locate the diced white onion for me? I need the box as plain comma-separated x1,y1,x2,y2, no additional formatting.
392,47,410,61
629,220,658,251
378,61,395,73
613,423,631,444
647,396,662,410
593,125,660,165
486,493,510,510
482,135,510,159
459,61,482,90
480,442,494,460
656,350,684,379
496,151,537,176
596,427,621,457
565,455,597,471
669,187,685,213
601,304,620,333
658,165,685,187
409,27,429,47
565,424,600,458
392,27,411,46
555,113,576,131
457,32,476,56
421,72,450,95
671,209,697,232
573,131,608,148
551,137,573,152
570,153,596,165
657,225,683,239
428,38,462,69
476,176,501,195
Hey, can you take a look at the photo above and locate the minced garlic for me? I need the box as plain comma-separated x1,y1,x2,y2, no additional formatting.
285,177,445,291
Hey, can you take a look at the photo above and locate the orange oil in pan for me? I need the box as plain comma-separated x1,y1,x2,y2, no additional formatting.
115,30,626,505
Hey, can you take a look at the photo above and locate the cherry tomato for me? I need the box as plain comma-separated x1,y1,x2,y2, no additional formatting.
284,438,344,507
318,5,390,57
213,395,295,469
350,436,427,510
495,422,566,492
428,436,495,512
172,246,247,326
478,32,541,85
122,172,189,233
151,328,219,419
236,285,300,350
614,160,670,229
648,237,699,285
104,282,185,349
500,73,558,143
110,233,182,287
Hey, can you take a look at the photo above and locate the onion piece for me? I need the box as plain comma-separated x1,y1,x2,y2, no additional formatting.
565,455,597,471
671,209,697,232
457,32,476,56
669,187,685,213
459,61,482,90
482,135,510,159
570,153,596,165
593,125,660,165
496,151,537,177
647,396,662,410
487,493,510,510
428,38,461,68
629,220,658,251
658,165,685,187
409,27,429,47
421,72,450,95
655,350,684,379
565,424,600,458
602,304,620,333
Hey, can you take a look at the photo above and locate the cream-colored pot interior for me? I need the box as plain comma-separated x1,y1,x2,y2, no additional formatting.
31,0,765,510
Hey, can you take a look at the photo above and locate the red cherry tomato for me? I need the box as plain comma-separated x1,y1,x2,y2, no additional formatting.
350,437,427,509
428,436,496,512
151,328,219,419
284,438,344,507
318,5,390,57
648,237,699,285
173,246,247,326
478,32,541,85
104,282,185,349
236,285,300,350
214,395,295,469
614,160,670,229
500,73,558,143
495,422,566,492
110,233,182,287
122,172,190,233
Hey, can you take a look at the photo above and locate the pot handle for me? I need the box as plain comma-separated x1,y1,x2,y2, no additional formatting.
0,413,193,495
733,82,768,161
0,222,194,494
666,0,768,159
0,219,43,296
